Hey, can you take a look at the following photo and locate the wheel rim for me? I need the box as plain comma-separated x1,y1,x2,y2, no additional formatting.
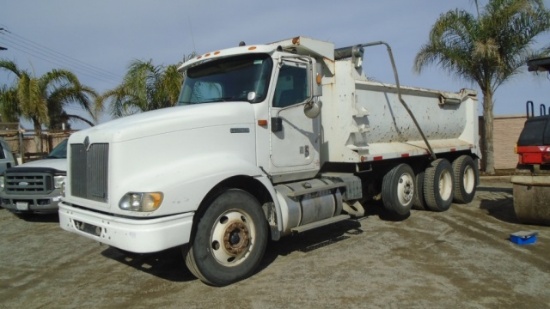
439,170,453,201
397,172,414,206
210,210,256,267
463,166,476,194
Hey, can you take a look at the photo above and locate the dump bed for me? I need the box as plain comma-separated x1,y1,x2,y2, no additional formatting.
321,61,479,163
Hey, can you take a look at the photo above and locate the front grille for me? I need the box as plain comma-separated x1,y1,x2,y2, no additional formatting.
71,143,109,202
4,170,55,194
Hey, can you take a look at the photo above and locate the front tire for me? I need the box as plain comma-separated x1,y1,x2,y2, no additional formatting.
185,189,268,286
382,163,415,216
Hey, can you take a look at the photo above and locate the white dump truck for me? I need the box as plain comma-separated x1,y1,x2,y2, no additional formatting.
59,36,480,286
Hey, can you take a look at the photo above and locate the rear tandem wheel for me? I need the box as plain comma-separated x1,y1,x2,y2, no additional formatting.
382,163,416,216
452,155,478,204
424,159,454,212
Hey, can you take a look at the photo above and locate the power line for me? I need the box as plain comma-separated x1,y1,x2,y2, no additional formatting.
0,37,120,84
0,28,121,83
0,26,122,84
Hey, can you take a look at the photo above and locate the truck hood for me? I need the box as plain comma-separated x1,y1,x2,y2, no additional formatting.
18,158,67,171
71,102,256,143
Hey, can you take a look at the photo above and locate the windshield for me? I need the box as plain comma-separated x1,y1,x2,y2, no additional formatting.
46,139,68,159
177,54,273,105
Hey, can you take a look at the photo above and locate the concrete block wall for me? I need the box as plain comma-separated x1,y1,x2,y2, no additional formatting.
482,115,527,170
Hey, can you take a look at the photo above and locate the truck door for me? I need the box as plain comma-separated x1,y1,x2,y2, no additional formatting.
269,58,320,181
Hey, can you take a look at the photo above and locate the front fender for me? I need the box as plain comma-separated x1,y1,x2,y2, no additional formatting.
112,152,269,217
123,152,285,239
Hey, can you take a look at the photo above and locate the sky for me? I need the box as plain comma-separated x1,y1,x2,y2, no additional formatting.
1,0,550,130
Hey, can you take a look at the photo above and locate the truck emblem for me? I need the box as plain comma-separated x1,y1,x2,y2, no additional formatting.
84,136,90,151
19,182,29,187
230,128,250,133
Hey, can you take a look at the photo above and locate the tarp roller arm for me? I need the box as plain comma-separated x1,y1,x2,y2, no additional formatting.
336,41,437,161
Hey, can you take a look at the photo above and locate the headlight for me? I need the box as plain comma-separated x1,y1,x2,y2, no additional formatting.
0,176,4,189
54,175,65,189
119,192,163,212
60,181,65,197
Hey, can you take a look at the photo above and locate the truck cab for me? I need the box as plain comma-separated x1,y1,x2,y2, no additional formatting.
516,102,550,169
177,44,323,183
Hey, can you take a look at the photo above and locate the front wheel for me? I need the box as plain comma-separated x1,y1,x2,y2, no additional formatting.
185,189,268,286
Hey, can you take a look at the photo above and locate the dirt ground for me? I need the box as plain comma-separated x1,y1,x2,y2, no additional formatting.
1,178,549,309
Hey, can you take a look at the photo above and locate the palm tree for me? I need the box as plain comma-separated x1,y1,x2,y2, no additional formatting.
98,59,183,118
0,84,19,122
0,59,97,151
414,0,550,174
44,75,98,130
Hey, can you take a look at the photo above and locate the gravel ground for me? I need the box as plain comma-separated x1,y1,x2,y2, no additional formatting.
1,178,549,309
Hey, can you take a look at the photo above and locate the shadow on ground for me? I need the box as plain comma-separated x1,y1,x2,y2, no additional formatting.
477,186,513,194
14,212,59,223
100,218,363,284
477,185,518,224
101,246,196,283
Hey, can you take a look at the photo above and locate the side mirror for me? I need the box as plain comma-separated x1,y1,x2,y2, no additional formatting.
271,117,283,132
304,100,321,118
247,91,257,102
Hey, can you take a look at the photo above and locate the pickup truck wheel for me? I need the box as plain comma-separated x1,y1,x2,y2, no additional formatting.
452,155,478,204
382,163,415,216
185,189,268,286
424,159,454,212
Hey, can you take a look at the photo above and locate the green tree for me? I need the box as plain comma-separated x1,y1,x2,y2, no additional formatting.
414,0,550,174
45,80,98,130
0,59,97,150
98,59,183,118
0,84,19,122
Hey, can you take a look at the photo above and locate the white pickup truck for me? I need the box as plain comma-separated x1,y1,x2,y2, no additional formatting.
59,36,480,285
1,139,67,214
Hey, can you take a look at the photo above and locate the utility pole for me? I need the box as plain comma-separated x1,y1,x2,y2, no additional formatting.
0,27,7,50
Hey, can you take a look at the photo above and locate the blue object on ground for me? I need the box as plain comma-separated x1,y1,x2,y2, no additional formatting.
510,231,538,245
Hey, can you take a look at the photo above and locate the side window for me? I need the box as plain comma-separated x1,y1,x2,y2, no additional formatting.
273,62,309,108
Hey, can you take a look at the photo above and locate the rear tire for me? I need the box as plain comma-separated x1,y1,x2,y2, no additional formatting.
382,164,415,216
424,159,454,212
412,171,428,210
452,155,478,204
185,189,268,286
